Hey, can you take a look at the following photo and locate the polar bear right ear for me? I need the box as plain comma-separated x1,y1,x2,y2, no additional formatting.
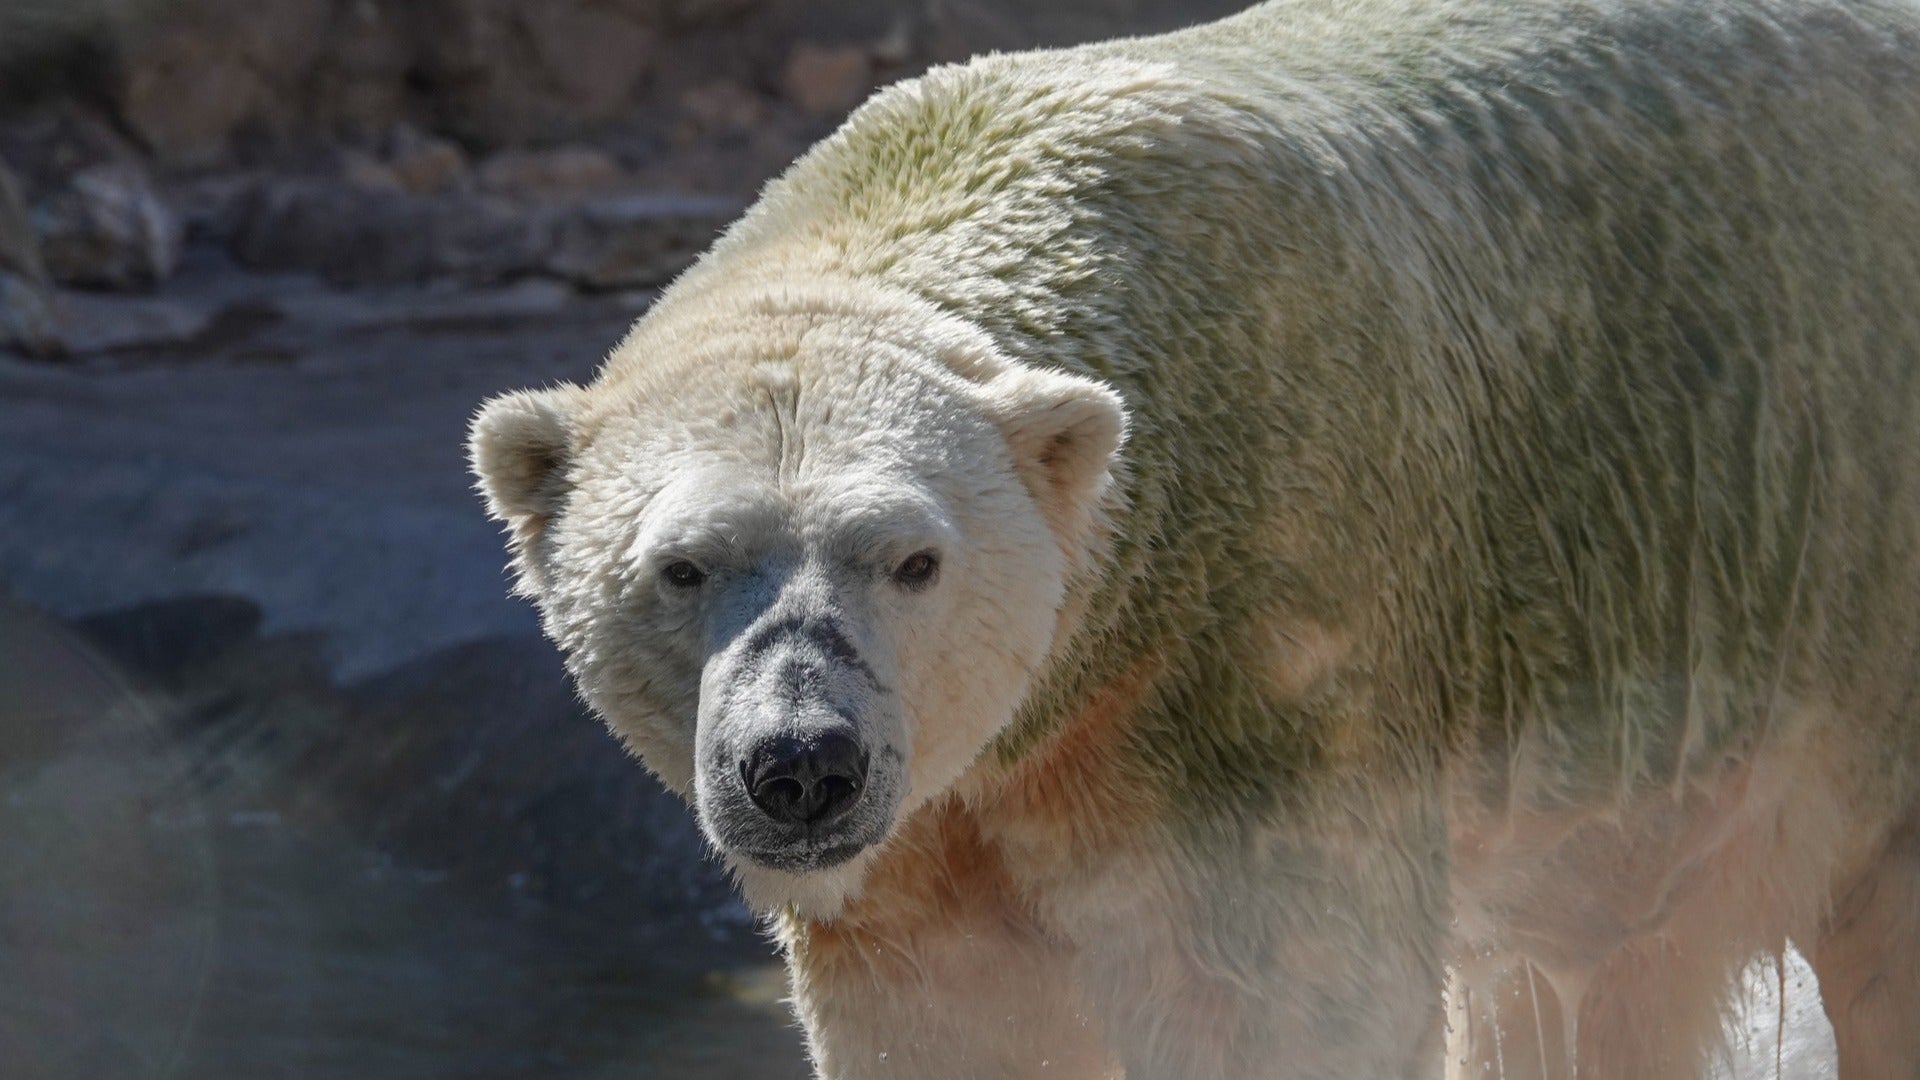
469,383,588,549
981,366,1129,566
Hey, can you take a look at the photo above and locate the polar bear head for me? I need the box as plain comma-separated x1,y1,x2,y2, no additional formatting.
470,284,1125,916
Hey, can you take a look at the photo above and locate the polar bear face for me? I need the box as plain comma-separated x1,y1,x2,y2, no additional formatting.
471,301,1125,914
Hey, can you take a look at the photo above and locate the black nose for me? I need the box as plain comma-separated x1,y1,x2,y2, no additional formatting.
741,733,868,827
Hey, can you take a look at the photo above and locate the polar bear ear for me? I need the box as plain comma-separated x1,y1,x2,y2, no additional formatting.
983,366,1128,560
469,383,588,545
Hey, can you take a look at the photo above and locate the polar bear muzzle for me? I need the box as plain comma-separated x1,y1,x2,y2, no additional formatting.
692,585,907,875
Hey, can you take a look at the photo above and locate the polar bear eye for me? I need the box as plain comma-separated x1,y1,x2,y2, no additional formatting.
892,550,939,590
662,560,707,588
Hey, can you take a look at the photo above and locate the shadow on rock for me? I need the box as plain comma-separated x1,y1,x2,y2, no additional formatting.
1,595,806,1079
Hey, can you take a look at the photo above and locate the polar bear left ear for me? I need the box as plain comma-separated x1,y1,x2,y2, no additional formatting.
469,383,589,555
983,366,1128,561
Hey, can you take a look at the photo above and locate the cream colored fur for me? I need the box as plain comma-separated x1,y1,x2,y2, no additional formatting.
472,0,1920,1076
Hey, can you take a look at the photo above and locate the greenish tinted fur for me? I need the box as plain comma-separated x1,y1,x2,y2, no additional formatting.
667,0,1920,836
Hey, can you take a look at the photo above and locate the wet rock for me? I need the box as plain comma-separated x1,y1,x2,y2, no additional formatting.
541,193,740,290
780,41,872,116
475,146,624,200
31,162,183,290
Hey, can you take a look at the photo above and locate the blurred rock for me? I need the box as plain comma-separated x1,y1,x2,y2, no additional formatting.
169,171,262,245
308,0,414,134
231,178,544,284
382,125,469,195
30,161,182,290
780,41,872,116
116,0,335,168
338,148,404,193
0,156,57,354
44,290,218,353
0,104,143,201
676,80,766,140
5,0,1256,173
267,278,577,333
229,174,735,289
0,157,47,283
54,590,729,918
332,635,721,910
541,193,740,290
476,146,624,200
74,594,266,683
0,152,54,353
660,0,768,30
515,4,657,121
111,0,664,161
0,273,60,355
406,0,659,146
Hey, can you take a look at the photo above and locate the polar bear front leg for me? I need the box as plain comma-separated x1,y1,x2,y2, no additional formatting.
778,802,1118,1080
785,911,1114,1080
1066,775,1453,1080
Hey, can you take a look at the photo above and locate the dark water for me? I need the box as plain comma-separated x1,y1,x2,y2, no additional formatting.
0,607,811,1080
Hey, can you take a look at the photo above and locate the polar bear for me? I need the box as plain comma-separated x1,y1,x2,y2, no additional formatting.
470,0,1920,1076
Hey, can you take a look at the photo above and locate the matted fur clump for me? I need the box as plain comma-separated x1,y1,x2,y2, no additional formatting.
471,1,1920,1076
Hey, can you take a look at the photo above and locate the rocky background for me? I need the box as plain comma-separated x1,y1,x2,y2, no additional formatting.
0,0,1256,356
0,2,1841,1077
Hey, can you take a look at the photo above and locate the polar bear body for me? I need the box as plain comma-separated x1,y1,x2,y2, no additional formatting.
472,1,1920,1076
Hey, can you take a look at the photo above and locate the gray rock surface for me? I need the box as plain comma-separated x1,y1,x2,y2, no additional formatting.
1,0,1253,170
477,145,627,200
230,179,544,285
0,270,58,353
540,193,741,290
0,155,57,354
31,160,182,289
0,248,747,920
0,156,46,282
229,176,740,288
0,258,611,672
0,601,805,1079
43,290,217,353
